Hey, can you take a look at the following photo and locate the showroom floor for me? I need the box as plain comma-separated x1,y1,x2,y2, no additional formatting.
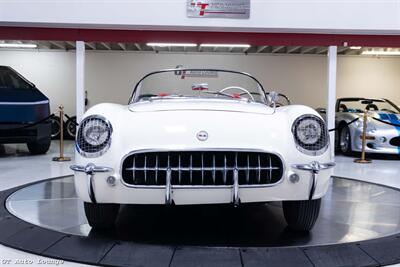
1,141,400,266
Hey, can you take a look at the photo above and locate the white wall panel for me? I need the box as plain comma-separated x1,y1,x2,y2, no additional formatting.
0,1,399,34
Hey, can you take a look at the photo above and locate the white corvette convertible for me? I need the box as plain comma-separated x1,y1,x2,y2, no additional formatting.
71,69,335,231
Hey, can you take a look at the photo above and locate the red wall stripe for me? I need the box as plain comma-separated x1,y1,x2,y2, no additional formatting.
0,26,400,47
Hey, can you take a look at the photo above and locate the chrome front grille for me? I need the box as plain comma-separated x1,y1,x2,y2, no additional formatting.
121,151,283,186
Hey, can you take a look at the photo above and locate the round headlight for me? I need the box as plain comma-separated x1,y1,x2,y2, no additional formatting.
292,115,328,155
76,115,112,157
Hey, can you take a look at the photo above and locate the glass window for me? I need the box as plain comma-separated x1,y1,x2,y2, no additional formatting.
0,67,33,90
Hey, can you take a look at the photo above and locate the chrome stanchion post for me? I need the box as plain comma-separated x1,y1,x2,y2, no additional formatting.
53,105,71,162
354,109,372,164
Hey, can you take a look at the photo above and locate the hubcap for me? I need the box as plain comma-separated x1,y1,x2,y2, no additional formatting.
340,128,350,152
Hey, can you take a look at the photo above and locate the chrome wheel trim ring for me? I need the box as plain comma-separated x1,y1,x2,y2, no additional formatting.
66,121,76,137
51,118,61,138
340,127,350,153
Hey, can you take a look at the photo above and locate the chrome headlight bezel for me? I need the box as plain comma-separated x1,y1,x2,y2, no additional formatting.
355,119,376,133
291,114,329,156
76,115,113,158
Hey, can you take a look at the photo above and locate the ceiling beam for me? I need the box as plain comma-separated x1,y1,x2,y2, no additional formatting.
134,43,141,51
101,42,111,50
50,41,66,50
243,46,251,53
66,41,76,48
117,42,126,50
85,42,96,50
271,46,285,53
315,47,328,54
36,41,50,49
300,46,316,54
256,46,268,53
337,46,349,54
344,49,361,55
286,46,301,53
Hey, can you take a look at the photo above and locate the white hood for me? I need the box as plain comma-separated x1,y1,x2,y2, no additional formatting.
129,98,274,115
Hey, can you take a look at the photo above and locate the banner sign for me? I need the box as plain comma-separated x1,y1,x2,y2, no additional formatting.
187,0,250,19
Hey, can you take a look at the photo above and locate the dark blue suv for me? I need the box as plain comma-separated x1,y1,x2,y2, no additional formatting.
0,66,51,154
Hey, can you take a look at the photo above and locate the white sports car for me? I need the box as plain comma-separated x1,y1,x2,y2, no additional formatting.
71,69,335,231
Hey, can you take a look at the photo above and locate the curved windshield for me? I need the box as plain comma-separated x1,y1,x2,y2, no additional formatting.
337,98,400,114
130,69,267,104
0,66,33,90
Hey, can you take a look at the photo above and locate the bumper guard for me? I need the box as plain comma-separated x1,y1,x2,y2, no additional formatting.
292,161,335,200
70,164,113,204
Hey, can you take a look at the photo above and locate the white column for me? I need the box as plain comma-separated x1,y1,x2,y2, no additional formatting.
76,41,85,122
327,46,337,160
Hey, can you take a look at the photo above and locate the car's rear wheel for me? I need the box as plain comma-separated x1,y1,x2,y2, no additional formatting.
27,137,51,155
282,198,321,231
50,116,62,139
84,202,120,229
339,125,352,155
65,116,77,139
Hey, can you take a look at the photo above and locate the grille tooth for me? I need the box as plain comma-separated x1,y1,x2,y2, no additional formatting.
144,155,147,184
155,155,158,184
122,151,283,186
223,155,227,185
246,154,250,184
212,155,216,184
257,155,261,183
268,155,272,184
132,156,136,184
178,154,181,185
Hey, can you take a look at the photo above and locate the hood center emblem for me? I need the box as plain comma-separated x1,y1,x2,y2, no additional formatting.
196,131,208,141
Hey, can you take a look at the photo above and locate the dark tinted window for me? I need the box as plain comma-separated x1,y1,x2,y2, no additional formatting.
0,67,33,90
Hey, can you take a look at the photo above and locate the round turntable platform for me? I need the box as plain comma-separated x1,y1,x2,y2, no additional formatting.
1,176,400,267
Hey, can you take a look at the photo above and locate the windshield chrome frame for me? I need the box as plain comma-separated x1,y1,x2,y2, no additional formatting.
128,68,268,105
337,97,400,114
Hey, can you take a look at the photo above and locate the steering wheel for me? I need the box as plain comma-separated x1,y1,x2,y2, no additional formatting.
218,86,255,101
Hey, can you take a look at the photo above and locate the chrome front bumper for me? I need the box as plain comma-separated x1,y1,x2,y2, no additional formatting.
71,161,335,205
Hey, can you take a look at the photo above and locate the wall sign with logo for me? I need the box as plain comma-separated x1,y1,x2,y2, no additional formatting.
187,0,250,19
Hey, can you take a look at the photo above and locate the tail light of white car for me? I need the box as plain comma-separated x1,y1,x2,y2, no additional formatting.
76,115,112,157
292,114,329,156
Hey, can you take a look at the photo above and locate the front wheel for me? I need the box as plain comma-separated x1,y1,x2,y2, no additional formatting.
282,198,321,231
27,138,51,155
339,125,353,156
84,202,120,229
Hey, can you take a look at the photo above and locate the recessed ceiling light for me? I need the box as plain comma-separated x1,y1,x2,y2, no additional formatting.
0,43,37,48
361,50,400,56
146,43,197,47
350,46,362,50
200,44,251,48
